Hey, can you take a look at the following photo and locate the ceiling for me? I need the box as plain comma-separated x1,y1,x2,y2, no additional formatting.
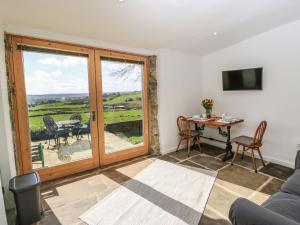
1,0,300,54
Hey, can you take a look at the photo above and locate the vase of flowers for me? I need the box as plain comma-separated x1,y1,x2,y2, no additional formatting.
201,98,214,118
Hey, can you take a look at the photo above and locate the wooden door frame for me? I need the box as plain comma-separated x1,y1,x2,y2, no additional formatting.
6,34,150,181
94,49,149,165
6,34,100,181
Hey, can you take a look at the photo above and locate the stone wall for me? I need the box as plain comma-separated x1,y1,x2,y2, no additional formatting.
148,56,160,155
5,35,21,175
105,120,143,137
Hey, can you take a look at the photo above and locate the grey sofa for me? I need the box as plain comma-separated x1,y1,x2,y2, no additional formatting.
229,150,300,225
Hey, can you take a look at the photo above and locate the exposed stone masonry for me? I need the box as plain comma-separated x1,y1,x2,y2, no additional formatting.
148,56,160,155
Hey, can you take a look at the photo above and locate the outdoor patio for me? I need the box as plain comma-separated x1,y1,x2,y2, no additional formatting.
31,131,139,169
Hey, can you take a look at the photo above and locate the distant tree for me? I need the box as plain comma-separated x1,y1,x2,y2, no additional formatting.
110,64,136,81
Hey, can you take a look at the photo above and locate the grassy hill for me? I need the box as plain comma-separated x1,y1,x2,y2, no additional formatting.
104,91,142,106
28,91,143,131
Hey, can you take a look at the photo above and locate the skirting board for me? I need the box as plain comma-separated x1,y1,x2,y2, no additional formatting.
201,139,294,168
160,143,188,155
161,140,294,168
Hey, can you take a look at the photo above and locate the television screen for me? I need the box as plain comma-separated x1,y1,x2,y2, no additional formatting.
222,68,263,91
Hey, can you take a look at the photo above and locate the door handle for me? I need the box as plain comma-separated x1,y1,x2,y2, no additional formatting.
91,111,96,121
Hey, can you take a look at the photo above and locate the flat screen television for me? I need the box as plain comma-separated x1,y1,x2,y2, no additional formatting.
222,67,263,91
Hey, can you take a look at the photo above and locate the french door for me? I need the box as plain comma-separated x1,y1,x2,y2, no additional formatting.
95,50,149,165
7,35,149,181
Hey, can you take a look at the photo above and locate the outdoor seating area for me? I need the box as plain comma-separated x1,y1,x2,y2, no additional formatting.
31,113,140,168
31,113,92,169
31,133,92,169
42,114,90,149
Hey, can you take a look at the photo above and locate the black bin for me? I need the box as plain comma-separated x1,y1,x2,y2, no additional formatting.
9,172,42,225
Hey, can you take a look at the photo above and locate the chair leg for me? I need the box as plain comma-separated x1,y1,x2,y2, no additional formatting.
257,148,266,167
241,146,245,160
57,137,60,150
176,138,183,152
196,136,202,152
231,144,240,165
187,138,191,157
251,148,257,173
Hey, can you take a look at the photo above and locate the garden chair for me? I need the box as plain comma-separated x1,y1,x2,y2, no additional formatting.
31,143,45,168
43,115,70,149
76,121,91,142
70,113,90,141
70,113,82,121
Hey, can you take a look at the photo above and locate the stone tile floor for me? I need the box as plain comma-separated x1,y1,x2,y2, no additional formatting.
8,144,293,225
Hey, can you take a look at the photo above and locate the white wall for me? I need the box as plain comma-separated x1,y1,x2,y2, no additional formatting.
0,22,16,205
0,21,10,223
158,49,202,154
201,20,300,168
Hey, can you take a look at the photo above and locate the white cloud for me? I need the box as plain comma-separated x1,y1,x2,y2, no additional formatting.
38,56,87,66
25,70,88,95
31,70,63,77
38,57,61,65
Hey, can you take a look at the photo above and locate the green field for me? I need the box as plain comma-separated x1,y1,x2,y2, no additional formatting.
104,92,142,105
28,91,143,131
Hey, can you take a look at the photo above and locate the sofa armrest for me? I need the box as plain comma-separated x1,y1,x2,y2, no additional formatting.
295,150,300,170
229,198,300,225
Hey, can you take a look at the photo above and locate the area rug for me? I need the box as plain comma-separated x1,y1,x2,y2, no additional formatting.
80,159,217,225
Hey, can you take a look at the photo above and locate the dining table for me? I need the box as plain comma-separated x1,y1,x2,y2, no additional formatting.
188,116,244,162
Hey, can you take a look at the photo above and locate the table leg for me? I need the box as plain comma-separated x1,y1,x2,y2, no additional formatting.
222,125,233,161
192,124,205,150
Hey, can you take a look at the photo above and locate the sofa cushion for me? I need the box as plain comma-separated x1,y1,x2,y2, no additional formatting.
281,169,300,196
262,192,300,223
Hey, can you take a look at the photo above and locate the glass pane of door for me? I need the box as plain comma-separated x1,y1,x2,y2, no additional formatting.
23,51,93,169
101,58,144,154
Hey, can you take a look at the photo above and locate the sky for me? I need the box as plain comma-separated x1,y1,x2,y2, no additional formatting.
23,51,143,95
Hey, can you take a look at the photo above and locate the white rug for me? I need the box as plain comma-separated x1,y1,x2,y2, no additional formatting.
80,159,217,225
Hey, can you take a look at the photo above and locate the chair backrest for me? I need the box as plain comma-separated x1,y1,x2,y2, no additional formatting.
253,121,267,147
70,113,82,121
177,116,191,137
43,115,58,133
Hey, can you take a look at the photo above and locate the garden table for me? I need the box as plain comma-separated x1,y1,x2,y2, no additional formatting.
56,119,80,128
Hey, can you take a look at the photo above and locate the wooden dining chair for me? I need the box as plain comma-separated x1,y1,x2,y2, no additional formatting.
176,116,202,157
231,121,267,172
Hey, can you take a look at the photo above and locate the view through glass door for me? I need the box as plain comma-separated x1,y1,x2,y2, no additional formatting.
9,36,100,181
101,58,144,152
96,51,149,165
23,51,93,169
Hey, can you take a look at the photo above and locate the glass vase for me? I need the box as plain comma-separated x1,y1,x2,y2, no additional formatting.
206,109,212,118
